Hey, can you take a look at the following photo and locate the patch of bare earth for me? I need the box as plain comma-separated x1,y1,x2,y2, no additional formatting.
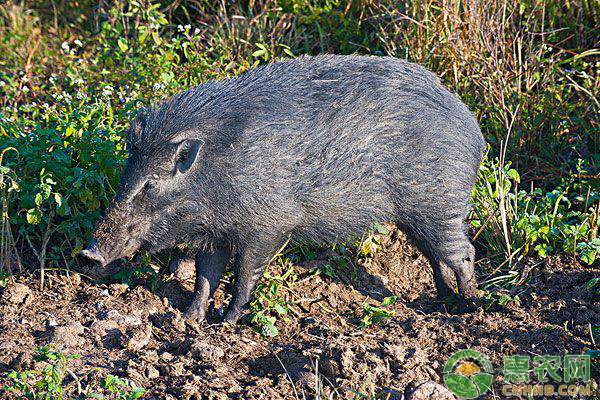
0,230,598,399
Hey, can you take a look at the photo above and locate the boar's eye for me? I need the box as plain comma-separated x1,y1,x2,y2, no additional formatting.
175,139,204,174
144,179,159,195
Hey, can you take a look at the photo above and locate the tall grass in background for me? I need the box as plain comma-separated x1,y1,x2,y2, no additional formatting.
0,0,598,288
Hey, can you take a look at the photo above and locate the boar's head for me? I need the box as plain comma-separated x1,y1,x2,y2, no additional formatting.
81,97,223,266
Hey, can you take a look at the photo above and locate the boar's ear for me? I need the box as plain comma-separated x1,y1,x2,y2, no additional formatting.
175,139,204,174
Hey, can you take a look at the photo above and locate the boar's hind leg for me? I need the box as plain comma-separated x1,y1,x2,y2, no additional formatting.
224,238,283,324
184,245,232,321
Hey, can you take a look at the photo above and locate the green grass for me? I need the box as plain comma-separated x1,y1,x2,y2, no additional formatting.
0,0,597,310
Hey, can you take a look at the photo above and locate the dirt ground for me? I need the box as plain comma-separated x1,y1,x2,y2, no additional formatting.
0,229,598,399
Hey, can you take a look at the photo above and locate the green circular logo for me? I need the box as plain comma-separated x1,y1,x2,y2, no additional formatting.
443,350,494,399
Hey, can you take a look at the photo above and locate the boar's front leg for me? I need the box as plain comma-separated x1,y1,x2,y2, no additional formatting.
224,237,284,324
184,245,231,321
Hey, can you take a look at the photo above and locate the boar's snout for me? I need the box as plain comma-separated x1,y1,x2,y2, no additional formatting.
81,240,107,266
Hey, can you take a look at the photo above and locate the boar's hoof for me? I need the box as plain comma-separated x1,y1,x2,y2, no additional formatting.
183,305,206,322
223,308,244,325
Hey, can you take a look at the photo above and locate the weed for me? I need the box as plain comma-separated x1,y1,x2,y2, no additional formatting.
1,345,145,400
356,223,388,258
1,345,79,399
249,259,297,337
360,296,397,328
312,263,337,280
112,254,162,292
482,291,521,311
0,272,9,288
472,156,599,288
586,278,600,294
97,374,144,400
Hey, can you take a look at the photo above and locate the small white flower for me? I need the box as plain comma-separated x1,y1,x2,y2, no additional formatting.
61,42,70,52
184,24,191,30
153,83,161,91
194,28,200,35
76,91,84,99
0,81,5,87
21,76,28,82
49,76,56,84
177,24,184,32
74,78,84,85
22,85,29,93
42,103,49,108
74,39,83,47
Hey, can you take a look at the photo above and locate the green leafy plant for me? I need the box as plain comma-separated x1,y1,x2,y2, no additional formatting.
99,374,145,400
360,296,397,328
586,278,600,294
1,345,79,399
248,264,297,337
1,346,145,400
311,262,337,279
112,254,162,292
482,291,521,311
0,272,9,288
356,223,388,258
472,156,599,289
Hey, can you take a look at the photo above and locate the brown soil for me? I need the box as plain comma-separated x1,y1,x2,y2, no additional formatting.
1,230,598,399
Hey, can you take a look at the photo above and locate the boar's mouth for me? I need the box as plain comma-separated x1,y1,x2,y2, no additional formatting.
81,238,146,267
81,240,107,266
